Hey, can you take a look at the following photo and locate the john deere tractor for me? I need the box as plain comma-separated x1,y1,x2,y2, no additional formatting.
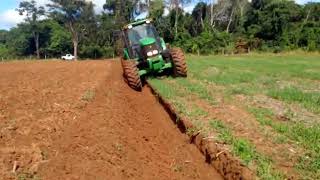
119,19,187,91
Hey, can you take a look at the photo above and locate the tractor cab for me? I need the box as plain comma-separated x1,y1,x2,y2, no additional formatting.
119,19,187,91
122,19,166,60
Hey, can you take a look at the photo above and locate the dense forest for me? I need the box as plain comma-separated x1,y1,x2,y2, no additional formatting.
0,0,319,60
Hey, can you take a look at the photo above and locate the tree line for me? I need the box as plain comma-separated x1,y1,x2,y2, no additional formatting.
0,0,319,60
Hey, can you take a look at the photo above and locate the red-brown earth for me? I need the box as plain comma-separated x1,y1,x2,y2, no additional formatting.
0,60,222,180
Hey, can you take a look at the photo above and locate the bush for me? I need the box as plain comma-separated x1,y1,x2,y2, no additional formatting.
80,45,103,59
173,30,232,55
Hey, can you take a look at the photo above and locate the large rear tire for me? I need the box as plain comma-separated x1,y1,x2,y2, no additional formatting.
170,48,187,77
121,58,142,91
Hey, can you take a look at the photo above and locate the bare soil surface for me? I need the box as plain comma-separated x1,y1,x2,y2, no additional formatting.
0,60,222,180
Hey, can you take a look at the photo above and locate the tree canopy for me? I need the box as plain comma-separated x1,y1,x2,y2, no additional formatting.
0,0,319,60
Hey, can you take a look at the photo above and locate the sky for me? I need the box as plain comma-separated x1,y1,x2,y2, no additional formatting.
0,0,318,30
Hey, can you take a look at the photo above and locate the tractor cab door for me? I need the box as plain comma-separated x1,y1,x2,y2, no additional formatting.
126,29,144,59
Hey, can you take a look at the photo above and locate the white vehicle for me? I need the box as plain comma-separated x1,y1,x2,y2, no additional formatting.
61,54,75,60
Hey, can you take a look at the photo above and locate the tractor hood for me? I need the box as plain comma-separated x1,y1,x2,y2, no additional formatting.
139,37,156,47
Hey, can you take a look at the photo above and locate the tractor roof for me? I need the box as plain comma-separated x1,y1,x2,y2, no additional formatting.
123,19,153,30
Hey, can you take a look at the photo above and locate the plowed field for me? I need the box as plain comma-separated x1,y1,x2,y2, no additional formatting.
0,60,222,180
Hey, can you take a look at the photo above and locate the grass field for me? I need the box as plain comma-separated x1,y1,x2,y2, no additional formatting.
149,54,320,179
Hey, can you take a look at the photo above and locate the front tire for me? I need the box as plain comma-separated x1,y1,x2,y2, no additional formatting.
170,48,187,77
121,58,142,91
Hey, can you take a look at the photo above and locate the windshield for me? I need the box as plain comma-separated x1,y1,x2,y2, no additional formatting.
127,24,157,45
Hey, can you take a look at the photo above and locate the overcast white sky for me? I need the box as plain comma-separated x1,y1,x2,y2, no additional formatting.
0,0,318,30
0,0,106,30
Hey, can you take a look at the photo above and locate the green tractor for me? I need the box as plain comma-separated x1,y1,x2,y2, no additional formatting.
119,19,187,91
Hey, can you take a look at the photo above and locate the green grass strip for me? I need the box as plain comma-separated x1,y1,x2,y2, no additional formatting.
174,78,217,105
209,120,285,180
268,87,320,114
249,107,320,178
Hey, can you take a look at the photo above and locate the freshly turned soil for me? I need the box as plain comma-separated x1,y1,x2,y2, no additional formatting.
0,60,222,180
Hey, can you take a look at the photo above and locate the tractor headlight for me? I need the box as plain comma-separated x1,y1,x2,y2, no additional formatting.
152,50,159,55
147,51,153,57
